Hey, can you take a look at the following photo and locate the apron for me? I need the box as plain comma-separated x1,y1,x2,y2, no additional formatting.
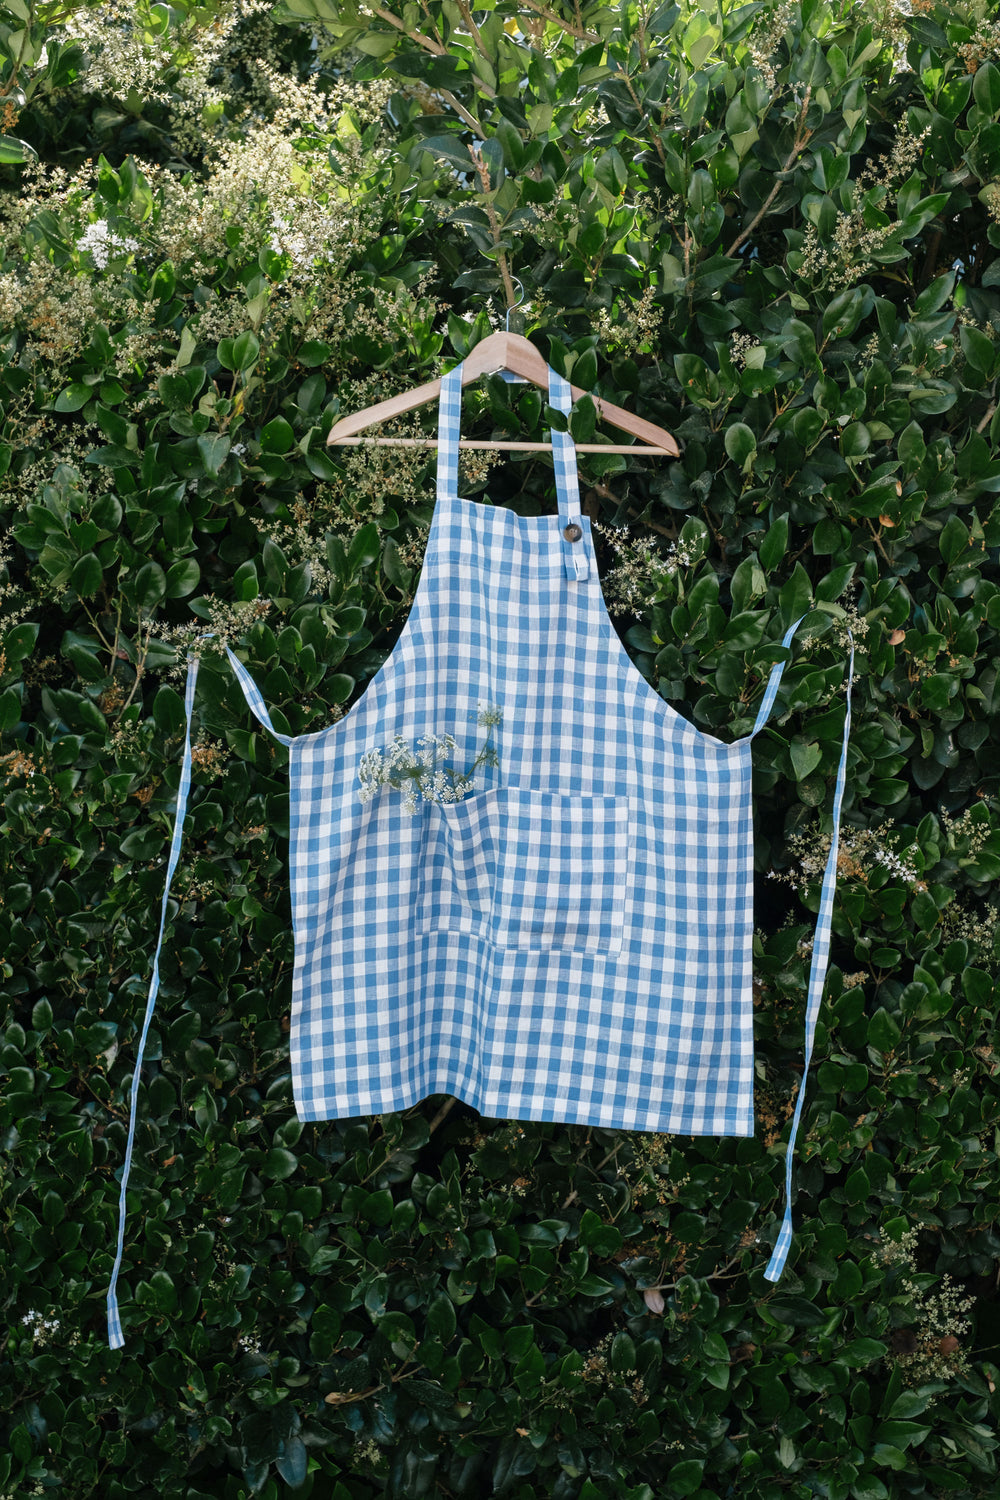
107,363,853,1348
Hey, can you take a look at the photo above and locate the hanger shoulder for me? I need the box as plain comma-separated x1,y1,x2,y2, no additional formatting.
581,390,680,455
326,375,442,444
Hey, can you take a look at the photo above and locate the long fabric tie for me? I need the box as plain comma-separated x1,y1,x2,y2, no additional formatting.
749,621,855,1281
106,645,290,1349
106,654,199,1350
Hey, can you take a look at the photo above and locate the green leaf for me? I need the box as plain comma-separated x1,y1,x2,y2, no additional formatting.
132,561,167,611
822,287,868,339
261,417,294,454
779,562,813,622
668,1460,705,1496
153,684,187,735
426,1292,457,1343
148,1269,178,1313
841,422,871,459
233,331,260,369
166,559,200,598
973,59,1000,115
298,339,331,367
723,610,766,649
422,132,475,172
850,1474,889,1500
0,134,37,165
845,1165,870,1204
198,434,230,475
759,515,789,571
261,1147,298,1180
867,1007,901,1052
349,523,381,572
724,422,757,466
938,513,968,565
899,423,929,468
960,324,995,375
54,382,93,413
0,688,21,730
70,553,103,598
275,1436,308,1488
4,622,38,665
158,371,194,410
790,739,822,780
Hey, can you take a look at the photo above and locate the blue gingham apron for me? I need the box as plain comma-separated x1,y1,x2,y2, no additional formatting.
107,363,852,1348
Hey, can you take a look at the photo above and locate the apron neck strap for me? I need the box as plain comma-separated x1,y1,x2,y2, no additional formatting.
436,361,589,583
749,616,804,737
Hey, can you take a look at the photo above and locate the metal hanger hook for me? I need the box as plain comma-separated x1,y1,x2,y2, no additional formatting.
505,279,525,332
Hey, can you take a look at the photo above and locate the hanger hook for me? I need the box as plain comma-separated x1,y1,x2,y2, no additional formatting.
505,278,525,332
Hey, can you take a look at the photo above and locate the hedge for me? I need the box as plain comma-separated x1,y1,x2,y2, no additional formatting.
1,0,999,1496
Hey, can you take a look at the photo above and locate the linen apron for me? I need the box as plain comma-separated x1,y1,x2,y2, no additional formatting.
107,364,852,1348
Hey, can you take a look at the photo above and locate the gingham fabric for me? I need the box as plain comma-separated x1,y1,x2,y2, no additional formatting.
107,362,852,1348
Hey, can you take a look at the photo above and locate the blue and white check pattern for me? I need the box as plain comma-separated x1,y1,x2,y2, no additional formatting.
107,358,852,1346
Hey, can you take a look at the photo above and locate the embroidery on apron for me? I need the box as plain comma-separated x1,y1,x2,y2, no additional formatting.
106,362,853,1348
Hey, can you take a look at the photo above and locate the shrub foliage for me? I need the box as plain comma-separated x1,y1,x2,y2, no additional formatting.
2,0,1000,1496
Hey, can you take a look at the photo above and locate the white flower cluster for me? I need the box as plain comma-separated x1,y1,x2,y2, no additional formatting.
358,709,501,814
268,210,351,271
877,1224,975,1383
769,818,922,894
21,1308,62,1345
592,522,695,615
76,219,139,270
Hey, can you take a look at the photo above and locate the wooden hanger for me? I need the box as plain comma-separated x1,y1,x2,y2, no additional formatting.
325,330,680,456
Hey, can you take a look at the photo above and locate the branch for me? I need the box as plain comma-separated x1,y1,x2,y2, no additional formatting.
454,0,491,63
372,4,448,56
438,86,486,132
726,89,813,260
519,0,603,45
427,1096,457,1133
616,70,666,166
469,143,518,311
375,3,495,111
560,1143,622,1210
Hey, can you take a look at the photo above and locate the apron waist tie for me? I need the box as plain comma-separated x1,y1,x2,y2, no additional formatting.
750,620,855,1281
106,651,201,1350
107,643,290,1350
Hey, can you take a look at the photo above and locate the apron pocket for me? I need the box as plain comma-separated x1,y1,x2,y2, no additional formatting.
418,790,500,941
492,789,629,954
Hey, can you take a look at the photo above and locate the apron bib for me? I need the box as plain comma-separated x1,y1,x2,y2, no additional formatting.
107,364,853,1347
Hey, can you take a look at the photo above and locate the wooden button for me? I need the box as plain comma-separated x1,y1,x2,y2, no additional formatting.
563,522,583,542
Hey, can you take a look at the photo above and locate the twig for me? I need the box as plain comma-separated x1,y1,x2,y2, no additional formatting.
646,1249,747,1294
470,144,518,312
519,0,603,45
438,87,486,135
373,3,447,56
866,517,896,569
427,1096,457,1134
726,89,814,259
617,71,666,167
454,0,491,62
976,401,996,434
560,1143,623,1210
